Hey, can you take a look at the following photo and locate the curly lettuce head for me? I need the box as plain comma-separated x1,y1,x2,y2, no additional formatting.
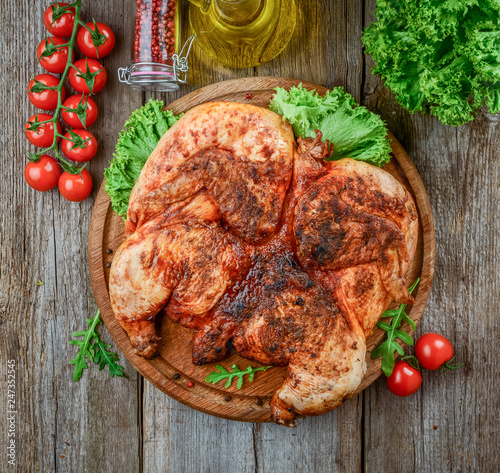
270,84,392,167
104,99,181,218
363,0,500,126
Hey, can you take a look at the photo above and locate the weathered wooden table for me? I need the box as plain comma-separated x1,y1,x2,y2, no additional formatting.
1,1,498,472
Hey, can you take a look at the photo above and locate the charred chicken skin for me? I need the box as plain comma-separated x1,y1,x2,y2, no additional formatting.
109,102,418,426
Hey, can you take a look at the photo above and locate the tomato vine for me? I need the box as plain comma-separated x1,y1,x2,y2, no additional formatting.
27,0,103,175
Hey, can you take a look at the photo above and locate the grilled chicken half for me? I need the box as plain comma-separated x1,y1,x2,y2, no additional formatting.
109,102,418,426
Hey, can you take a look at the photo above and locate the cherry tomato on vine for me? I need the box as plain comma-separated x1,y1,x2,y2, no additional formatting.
69,59,107,94
25,113,62,148
415,333,454,370
43,2,76,37
61,95,98,128
386,361,422,397
24,155,60,192
58,169,92,202
27,74,65,111
37,36,73,74
61,129,98,162
77,21,115,59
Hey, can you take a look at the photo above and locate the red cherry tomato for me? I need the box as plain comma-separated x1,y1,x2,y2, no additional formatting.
61,129,98,162
43,2,75,37
28,74,65,111
24,155,61,191
68,59,107,94
415,333,454,370
37,36,73,74
387,361,422,397
58,169,93,202
25,113,62,147
61,95,98,128
77,22,116,59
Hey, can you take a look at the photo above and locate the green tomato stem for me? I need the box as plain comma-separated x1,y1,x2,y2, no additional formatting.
34,0,84,169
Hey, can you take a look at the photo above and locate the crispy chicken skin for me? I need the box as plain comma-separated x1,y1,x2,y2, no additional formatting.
109,103,418,426
125,101,294,243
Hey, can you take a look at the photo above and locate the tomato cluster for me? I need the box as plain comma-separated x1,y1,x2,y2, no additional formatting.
25,2,115,202
386,333,462,397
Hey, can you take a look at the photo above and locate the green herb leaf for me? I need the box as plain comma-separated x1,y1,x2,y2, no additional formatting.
371,278,420,377
269,84,392,167
94,340,126,378
205,364,271,389
104,99,181,218
69,310,126,381
69,312,100,382
36,279,44,286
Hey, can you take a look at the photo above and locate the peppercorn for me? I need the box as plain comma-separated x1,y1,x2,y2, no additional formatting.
187,381,194,388
133,0,178,66
173,373,180,380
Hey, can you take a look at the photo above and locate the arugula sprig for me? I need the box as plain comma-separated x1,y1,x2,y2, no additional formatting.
69,310,126,381
371,278,420,377
205,364,271,389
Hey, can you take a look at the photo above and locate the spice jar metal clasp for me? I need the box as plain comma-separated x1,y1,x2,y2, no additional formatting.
118,0,194,92
118,34,195,91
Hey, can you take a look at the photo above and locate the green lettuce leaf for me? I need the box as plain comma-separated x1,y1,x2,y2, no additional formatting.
104,99,181,218
362,0,500,126
269,85,392,166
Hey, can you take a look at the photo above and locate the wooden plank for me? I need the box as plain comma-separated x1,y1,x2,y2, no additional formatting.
143,382,256,473
138,2,257,470
139,1,363,470
255,1,365,472
363,1,500,471
0,1,142,471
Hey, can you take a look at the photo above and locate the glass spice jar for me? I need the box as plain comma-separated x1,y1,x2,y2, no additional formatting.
119,0,195,92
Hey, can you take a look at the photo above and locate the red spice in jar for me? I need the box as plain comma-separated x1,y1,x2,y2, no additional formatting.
134,0,177,66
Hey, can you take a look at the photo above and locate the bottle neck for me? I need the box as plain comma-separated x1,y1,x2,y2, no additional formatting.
214,0,265,26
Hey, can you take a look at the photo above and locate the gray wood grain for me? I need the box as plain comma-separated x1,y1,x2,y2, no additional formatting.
0,1,142,472
363,1,500,472
1,0,499,472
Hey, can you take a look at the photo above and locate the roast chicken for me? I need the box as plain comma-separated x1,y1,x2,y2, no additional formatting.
109,101,418,426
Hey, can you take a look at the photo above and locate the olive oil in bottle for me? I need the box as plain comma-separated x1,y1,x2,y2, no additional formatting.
188,0,296,68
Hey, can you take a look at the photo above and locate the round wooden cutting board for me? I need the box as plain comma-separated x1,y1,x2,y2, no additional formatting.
88,77,436,423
